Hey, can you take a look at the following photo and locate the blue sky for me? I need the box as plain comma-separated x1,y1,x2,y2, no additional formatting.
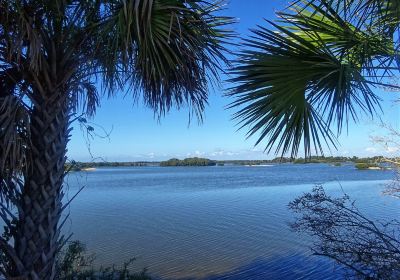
67,0,400,162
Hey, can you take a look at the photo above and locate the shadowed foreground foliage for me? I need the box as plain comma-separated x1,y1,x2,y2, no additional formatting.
289,186,400,279
56,241,151,280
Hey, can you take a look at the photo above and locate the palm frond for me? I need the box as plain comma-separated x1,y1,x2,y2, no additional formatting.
292,0,400,35
0,1,45,73
99,0,233,119
70,80,100,117
229,2,391,157
0,95,29,203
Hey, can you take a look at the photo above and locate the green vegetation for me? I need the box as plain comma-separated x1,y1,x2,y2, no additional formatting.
352,156,385,170
228,0,398,159
293,158,320,164
66,156,395,170
355,163,380,170
353,156,384,164
293,156,357,164
65,163,83,172
57,241,150,280
220,157,292,165
65,161,155,171
223,156,377,166
160,157,216,167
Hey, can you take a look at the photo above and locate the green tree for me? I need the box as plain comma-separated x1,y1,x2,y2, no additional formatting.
0,1,232,279
160,157,216,166
229,0,400,158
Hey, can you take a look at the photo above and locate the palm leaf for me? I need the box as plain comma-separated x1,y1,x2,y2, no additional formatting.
229,2,393,157
98,0,233,120
0,95,28,203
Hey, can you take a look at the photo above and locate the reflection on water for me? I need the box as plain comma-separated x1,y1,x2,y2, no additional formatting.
198,255,344,280
63,164,398,279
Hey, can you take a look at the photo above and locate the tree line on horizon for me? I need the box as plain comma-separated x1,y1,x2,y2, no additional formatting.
66,155,394,170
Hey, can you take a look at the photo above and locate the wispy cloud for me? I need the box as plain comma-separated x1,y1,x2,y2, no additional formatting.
147,152,155,159
365,147,377,153
186,150,205,157
386,146,399,154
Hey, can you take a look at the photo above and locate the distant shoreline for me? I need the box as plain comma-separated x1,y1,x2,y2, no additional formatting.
66,156,394,170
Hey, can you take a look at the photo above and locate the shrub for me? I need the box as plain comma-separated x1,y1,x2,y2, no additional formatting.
355,163,379,170
56,241,151,280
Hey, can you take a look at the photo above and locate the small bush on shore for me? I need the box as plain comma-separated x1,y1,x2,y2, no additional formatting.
56,241,151,280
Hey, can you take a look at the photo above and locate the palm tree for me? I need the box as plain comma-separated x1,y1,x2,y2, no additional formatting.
0,0,232,279
229,0,400,158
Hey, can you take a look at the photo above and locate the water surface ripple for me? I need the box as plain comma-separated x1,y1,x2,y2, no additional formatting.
64,164,398,279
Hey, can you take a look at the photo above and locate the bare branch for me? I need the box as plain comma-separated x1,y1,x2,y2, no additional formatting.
289,186,400,279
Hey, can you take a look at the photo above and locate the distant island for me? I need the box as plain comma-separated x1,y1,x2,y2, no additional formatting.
354,163,382,170
160,157,217,166
65,161,156,171
65,155,397,171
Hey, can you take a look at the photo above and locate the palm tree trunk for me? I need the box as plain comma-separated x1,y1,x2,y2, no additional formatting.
13,96,70,280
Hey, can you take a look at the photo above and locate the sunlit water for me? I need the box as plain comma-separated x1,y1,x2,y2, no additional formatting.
63,164,399,279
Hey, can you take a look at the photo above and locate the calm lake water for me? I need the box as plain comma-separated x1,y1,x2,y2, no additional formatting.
64,164,399,280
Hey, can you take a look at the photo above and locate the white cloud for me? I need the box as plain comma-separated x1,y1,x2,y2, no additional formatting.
209,149,240,157
187,150,205,157
194,150,204,156
147,152,155,158
365,147,377,153
386,146,399,154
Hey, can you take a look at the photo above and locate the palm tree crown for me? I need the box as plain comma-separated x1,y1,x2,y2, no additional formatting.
0,0,232,203
228,0,400,158
0,1,232,278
